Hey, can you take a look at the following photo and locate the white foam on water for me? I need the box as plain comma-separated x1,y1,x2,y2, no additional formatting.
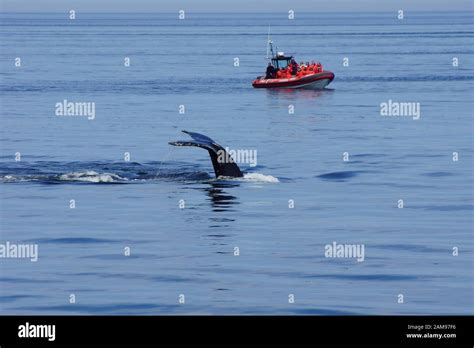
2,171,278,184
59,171,127,183
218,172,279,183
1,175,24,182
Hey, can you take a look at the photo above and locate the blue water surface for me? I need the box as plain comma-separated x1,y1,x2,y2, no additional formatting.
0,12,473,315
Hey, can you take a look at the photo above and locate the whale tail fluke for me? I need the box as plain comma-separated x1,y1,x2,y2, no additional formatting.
169,130,243,178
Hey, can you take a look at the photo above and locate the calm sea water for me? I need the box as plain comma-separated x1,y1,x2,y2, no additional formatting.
0,12,473,315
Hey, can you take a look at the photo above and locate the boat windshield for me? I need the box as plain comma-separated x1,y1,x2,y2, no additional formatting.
272,57,291,69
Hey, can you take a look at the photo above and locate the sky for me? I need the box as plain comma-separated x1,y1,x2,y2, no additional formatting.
1,0,473,13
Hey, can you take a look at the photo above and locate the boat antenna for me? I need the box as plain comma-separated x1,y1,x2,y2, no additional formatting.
266,26,274,60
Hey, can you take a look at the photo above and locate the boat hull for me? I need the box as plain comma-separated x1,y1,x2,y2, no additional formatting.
252,71,334,89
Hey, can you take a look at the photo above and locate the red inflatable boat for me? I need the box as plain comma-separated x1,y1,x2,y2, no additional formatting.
252,39,335,89
252,71,335,89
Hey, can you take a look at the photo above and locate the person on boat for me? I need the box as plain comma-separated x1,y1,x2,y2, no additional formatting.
290,59,298,76
265,63,276,79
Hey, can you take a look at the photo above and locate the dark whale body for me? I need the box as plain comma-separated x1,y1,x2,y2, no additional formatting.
169,131,243,178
